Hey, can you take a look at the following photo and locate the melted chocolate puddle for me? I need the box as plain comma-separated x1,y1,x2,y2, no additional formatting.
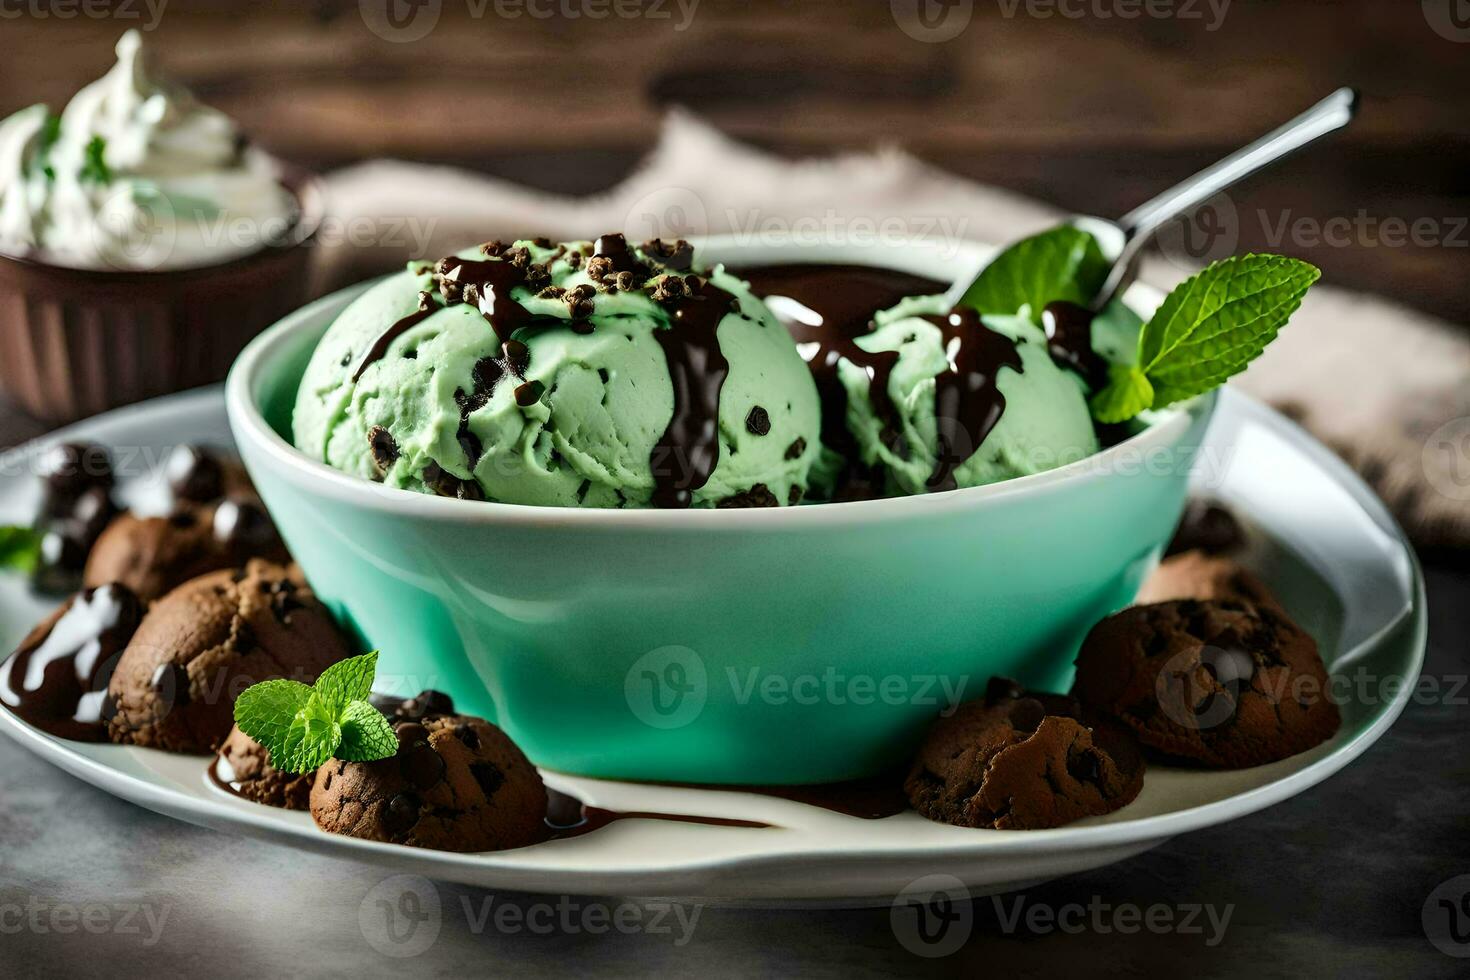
922,308,1025,493
543,788,772,838
652,774,909,820
0,584,143,741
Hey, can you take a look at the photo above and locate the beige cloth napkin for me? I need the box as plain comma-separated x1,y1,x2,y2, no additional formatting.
317,112,1470,549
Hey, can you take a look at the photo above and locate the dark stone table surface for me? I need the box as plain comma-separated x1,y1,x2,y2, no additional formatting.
1,400,1467,978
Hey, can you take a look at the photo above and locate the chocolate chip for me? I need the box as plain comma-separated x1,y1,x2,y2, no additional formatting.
369,693,407,717
149,662,190,708
1008,698,1047,734
502,339,530,376
1066,749,1102,785
454,725,480,750
32,527,87,594
640,238,694,272
514,380,545,407
383,791,422,838
69,485,118,543
165,445,224,504
1166,500,1244,556
397,732,446,790
745,406,771,436
985,677,1024,705
213,498,281,553
38,442,114,504
397,690,454,721
422,462,485,501
469,762,504,799
784,438,806,461
368,426,399,475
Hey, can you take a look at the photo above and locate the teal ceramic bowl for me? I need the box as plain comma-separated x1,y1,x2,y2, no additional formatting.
225,238,1216,784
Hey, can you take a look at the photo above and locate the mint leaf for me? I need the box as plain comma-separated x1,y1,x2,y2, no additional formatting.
337,700,398,762
1139,254,1319,409
233,651,404,773
275,692,341,773
314,651,378,716
1090,365,1155,424
233,678,313,760
1090,254,1320,423
0,526,42,573
79,135,111,185
959,226,1109,321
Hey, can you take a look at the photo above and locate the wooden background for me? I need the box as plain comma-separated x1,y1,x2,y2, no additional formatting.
1,0,1467,327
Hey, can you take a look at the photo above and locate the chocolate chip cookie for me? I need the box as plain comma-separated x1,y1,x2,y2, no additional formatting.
310,714,548,852
1165,499,1244,556
84,502,288,604
905,679,1145,830
1136,550,1280,609
1073,599,1340,768
217,724,315,810
107,560,352,753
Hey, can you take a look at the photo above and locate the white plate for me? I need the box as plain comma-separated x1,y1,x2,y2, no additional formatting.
0,386,1424,904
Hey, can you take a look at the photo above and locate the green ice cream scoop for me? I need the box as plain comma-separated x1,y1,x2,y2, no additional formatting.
836,295,1141,495
293,237,822,508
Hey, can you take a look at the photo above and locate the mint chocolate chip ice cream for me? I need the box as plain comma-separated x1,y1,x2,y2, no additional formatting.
0,30,296,271
834,297,1143,495
293,236,822,508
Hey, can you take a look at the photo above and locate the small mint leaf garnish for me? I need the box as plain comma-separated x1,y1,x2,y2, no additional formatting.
232,652,397,773
79,135,111,185
233,678,313,763
337,700,399,762
0,526,43,574
959,226,1109,321
1090,365,1154,424
313,650,378,716
277,693,341,773
1090,254,1320,423
1141,254,1319,409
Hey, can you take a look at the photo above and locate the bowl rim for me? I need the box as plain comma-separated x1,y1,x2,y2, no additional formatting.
0,167,325,281
225,236,1215,530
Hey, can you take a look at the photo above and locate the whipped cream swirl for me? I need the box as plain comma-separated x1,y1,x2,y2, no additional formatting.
0,30,298,271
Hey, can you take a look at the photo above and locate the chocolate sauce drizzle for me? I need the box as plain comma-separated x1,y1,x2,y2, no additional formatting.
649,276,736,507
543,788,771,839
1041,300,1107,390
436,254,542,344
351,290,437,382
0,584,143,741
742,264,944,461
923,308,1025,492
349,235,741,508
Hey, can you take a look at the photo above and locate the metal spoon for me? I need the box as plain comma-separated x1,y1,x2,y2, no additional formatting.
942,86,1360,312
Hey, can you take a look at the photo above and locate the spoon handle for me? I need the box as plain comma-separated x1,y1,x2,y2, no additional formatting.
1097,87,1359,300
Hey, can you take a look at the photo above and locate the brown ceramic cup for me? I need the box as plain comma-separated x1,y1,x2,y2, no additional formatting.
0,172,323,423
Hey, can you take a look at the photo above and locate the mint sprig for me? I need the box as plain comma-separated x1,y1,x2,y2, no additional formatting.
959,225,1109,321
0,526,42,574
233,651,397,773
1091,254,1320,423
